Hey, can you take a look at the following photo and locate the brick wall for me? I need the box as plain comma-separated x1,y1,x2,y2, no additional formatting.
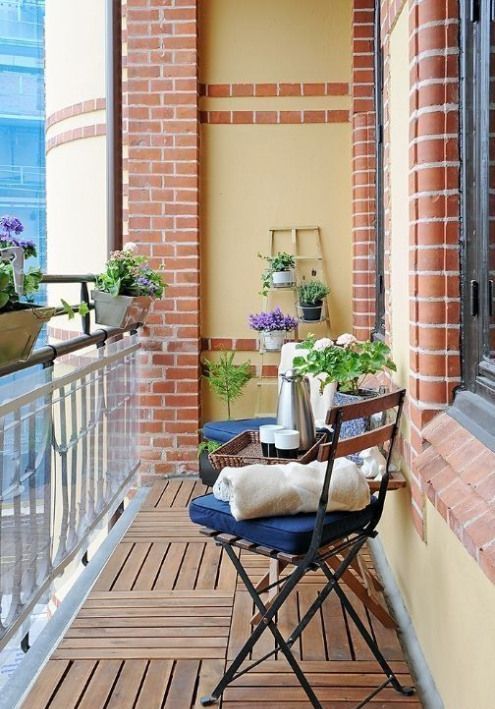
352,0,376,340
125,0,201,479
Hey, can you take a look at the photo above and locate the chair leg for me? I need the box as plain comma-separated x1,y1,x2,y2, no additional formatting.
320,561,414,698
201,543,322,708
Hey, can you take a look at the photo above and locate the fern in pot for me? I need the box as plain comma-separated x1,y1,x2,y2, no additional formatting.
297,279,330,322
258,251,296,295
93,243,166,328
0,216,54,365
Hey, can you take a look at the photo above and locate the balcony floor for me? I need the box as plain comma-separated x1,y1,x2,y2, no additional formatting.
23,479,421,708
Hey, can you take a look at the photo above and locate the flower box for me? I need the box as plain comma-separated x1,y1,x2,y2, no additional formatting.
92,290,151,328
0,304,54,366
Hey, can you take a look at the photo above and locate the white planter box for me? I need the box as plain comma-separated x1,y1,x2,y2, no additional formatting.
271,269,295,288
92,291,151,328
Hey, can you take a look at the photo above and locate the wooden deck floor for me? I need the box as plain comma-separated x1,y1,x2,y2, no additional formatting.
24,479,422,708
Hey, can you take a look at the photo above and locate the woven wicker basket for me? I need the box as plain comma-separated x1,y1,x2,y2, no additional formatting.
209,430,327,472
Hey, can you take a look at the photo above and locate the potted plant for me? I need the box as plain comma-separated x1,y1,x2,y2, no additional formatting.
293,334,396,440
197,439,222,485
0,216,54,365
258,251,296,296
93,242,166,328
293,333,396,397
297,279,330,321
248,307,298,351
202,351,253,420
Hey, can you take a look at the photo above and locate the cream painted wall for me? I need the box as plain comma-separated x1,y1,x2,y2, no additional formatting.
201,124,353,341
200,1,354,422
381,494,495,709
45,0,108,323
200,0,352,84
45,0,106,115
382,7,495,708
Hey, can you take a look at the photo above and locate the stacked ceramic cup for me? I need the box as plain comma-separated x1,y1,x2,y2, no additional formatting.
259,424,300,460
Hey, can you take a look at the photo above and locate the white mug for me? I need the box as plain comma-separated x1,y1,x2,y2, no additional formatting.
259,424,285,457
274,429,300,459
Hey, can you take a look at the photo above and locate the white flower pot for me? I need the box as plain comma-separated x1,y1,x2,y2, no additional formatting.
261,330,286,352
92,291,151,328
271,269,295,288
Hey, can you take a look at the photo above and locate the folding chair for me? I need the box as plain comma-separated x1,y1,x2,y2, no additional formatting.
189,389,414,708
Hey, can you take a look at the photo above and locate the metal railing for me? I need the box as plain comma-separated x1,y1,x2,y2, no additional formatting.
0,277,142,650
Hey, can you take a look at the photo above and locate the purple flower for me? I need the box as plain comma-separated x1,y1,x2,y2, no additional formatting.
0,216,24,236
248,307,298,332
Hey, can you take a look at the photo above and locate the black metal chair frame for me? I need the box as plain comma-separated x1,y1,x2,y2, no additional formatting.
198,389,414,708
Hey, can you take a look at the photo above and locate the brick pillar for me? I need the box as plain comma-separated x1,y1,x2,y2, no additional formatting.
352,0,377,340
126,1,201,479
407,0,461,534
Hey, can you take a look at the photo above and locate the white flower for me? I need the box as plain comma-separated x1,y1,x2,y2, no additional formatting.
123,241,137,252
336,333,358,347
313,337,334,351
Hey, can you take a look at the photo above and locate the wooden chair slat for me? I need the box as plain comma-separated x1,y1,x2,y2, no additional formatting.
317,423,395,461
200,527,217,537
326,390,404,424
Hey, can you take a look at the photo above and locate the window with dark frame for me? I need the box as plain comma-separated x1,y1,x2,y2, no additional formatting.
460,0,495,405
374,0,385,337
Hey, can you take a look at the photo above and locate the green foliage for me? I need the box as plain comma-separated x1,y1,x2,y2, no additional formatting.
258,251,296,296
0,261,43,312
297,279,330,305
202,351,253,419
61,300,90,320
198,440,222,457
293,337,396,394
95,246,166,298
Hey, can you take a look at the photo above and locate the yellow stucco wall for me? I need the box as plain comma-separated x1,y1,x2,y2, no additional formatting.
200,0,353,421
384,7,495,708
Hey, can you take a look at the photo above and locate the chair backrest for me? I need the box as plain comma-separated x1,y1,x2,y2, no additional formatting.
306,389,406,555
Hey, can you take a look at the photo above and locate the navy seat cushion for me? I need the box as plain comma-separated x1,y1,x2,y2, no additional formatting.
189,493,378,555
202,417,277,444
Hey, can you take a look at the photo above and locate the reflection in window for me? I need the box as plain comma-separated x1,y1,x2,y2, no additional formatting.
0,0,46,273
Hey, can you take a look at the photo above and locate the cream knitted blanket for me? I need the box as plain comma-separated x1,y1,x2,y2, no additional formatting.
213,458,371,521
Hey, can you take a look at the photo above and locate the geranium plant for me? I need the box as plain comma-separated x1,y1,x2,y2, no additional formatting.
0,216,42,311
95,242,166,297
248,307,298,332
293,334,396,394
258,251,296,296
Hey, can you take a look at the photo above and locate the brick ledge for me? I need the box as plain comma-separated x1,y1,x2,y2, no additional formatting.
417,413,495,584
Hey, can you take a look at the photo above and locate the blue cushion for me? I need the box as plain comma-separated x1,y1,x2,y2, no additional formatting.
189,493,378,555
202,417,277,444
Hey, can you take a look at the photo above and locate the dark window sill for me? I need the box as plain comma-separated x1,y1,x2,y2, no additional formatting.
448,389,495,454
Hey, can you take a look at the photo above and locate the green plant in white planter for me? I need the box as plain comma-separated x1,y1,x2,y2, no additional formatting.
258,251,296,296
297,279,330,322
0,216,54,365
93,243,166,328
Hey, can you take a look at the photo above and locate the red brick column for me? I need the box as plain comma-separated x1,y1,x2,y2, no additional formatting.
407,0,461,533
126,0,201,478
352,0,376,340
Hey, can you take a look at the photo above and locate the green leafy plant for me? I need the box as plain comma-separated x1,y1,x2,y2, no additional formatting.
298,279,330,306
258,251,296,296
0,216,43,312
198,440,222,457
202,351,253,419
95,242,166,298
293,335,396,394
61,299,90,320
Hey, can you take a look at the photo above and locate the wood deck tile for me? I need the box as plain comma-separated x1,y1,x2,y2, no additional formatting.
22,479,422,708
